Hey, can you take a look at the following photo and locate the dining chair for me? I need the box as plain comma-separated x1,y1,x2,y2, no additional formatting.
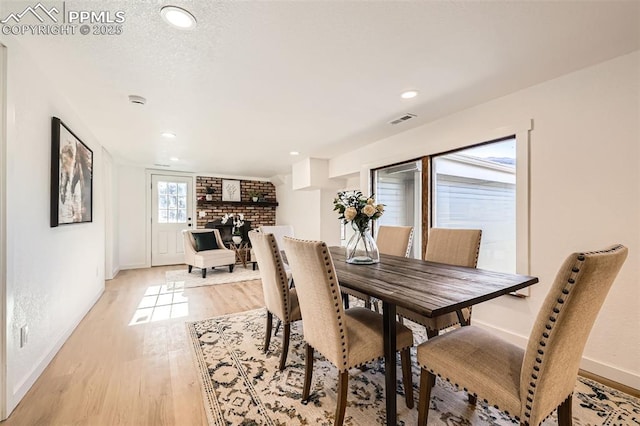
416,244,628,426
248,230,302,371
397,228,482,338
377,225,414,257
341,225,414,310
282,236,415,426
259,225,294,250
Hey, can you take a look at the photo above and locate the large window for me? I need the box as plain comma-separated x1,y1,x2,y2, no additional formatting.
432,138,516,273
373,160,422,259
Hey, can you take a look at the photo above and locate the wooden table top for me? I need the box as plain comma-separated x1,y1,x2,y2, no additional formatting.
329,246,538,318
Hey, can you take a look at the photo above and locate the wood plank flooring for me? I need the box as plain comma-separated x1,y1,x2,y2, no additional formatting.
3,266,264,426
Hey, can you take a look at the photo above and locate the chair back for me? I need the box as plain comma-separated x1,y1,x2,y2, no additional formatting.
248,231,292,322
376,225,414,257
283,237,349,369
425,228,482,267
182,229,224,253
259,225,294,250
520,244,627,425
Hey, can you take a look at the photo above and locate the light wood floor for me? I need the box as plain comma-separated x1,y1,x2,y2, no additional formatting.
3,266,265,426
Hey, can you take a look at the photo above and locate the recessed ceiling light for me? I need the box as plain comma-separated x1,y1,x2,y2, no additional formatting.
128,95,146,105
401,90,419,99
161,132,176,138
289,151,300,156
170,157,179,162
160,6,197,29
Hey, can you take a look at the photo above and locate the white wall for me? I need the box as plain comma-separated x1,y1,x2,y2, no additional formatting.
117,165,147,269
3,39,106,414
103,148,119,279
287,51,640,388
275,175,343,247
275,174,321,240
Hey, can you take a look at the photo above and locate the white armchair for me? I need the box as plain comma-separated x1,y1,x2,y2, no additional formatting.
182,229,236,278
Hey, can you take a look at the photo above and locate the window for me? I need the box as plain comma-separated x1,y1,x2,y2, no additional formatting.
373,160,422,259
432,138,516,273
157,181,188,223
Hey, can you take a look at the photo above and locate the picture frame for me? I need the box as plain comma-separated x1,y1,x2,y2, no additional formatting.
222,179,241,202
50,117,93,227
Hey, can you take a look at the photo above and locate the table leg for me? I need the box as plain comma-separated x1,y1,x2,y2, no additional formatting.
382,301,397,425
456,309,469,326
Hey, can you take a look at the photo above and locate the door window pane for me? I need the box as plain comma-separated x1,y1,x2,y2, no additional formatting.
157,181,188,224
432,138,516,272
158,182,167,195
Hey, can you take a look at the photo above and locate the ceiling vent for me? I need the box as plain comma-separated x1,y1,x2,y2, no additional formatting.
153,163,170,167
389,113,416,125
128,95,147,105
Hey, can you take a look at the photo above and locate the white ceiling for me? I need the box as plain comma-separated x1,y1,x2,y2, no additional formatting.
8,0,640,177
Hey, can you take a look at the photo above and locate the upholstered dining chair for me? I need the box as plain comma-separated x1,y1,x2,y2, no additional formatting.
397,228,482,338
259,225,294,250
341,225,414,309
249,231,302,371
377,225,414,257
282,236,415,426
416,244,628,426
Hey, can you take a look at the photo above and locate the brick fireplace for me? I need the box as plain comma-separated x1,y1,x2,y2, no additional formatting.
195,176,277,231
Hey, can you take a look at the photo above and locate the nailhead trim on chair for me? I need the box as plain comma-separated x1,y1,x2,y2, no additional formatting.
321,243,349,370
268,235,292,324
520,252,584,424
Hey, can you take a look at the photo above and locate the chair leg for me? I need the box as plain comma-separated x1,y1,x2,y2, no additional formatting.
188,265,192,273
364,299,371,310
557,394,573,426
302,344,314,403
264,312,273,353
418,369,436,426
202,268,206,278
342,293,350,309
228,264,234,272
400,348,414,409
335,371,349,426
274,319,281,336
469,394,477,405
426,328,439,339
279,323,291,371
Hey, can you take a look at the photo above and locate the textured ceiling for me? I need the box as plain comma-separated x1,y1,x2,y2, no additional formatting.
4,0,640,177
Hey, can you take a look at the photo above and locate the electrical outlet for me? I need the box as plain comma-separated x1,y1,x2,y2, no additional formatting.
20,325,28,348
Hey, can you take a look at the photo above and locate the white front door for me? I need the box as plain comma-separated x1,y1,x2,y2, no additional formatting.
151,174,193,266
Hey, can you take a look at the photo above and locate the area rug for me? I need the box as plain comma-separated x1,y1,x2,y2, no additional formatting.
166,266,261,288
186,309,640,425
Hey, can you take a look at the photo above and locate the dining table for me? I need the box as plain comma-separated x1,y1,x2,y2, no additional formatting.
329,246,539,425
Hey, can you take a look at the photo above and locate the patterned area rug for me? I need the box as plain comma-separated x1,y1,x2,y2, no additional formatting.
186,308,640,425
166,266,261,288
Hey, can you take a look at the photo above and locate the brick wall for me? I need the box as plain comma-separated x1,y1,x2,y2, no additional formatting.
195,176,277,229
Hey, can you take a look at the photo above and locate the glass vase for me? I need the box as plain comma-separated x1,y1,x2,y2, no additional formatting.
345,224,379,264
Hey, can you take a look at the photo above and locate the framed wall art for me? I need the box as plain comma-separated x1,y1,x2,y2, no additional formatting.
50,117,93,227
222,179,241,202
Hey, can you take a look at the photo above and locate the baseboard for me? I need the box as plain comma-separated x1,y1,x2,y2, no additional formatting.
473,319,640,392
8,286,104,414
119,262,147,271
106,266,120,280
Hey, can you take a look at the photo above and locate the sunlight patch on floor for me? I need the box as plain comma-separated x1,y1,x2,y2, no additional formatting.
129,281,189,325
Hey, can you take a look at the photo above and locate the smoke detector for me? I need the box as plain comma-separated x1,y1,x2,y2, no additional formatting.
128,95,147,105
